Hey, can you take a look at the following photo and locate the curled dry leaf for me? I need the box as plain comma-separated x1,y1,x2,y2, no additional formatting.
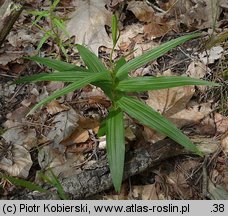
46,108,79,148
186,60,210,79
66,0,112,54
127,1,173,38
116,23,144,53
2,127,37,150
60,128,89,146
144,71,213,142
127,1,155,22
221,134,228,153
168,0,221,30
38,146,85,178
38,146,66,170
7,29,41,48
199,46,224,65
214,113,228,134
0,144,32,178
46,100,70,115
60,117,99,146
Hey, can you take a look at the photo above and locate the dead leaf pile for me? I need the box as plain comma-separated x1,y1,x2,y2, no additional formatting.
66,0,113,54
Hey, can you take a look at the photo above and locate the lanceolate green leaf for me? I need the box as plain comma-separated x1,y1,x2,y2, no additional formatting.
14,71,95,84
37,31,52,51
25,56,86,71
52,17,69,37
27,73,104,115
2,175,48,193
106,108,125,192
116,76,219,92
76,44,108,73
112,14,118,46
116,33,201,79
117,96,202,155
114,57,126,72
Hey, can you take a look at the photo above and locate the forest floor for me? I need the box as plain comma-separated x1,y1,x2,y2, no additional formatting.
0,0,227,200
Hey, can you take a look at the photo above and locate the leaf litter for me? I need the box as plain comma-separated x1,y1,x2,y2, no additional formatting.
0,0,227,199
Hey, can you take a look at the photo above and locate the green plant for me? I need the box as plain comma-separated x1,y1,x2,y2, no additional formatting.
28,0,69,58
1,171,68,200
16,15,219,192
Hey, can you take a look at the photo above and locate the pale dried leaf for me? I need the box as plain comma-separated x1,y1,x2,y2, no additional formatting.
146,85,195,115
199,46,224,65
0,144,32,178
221,134,228,153
116,23,144,52
133,41,158,58
66,0,112,54
0,83,16,97
208,179,228,200
186,61,210,79
172,0,221,30
7,29,40,47
2,127,37,150
38,146,66,170
0,53,24,66
98,136,106,149
144,71,213,142
46,108,79,148
131,184,158,200
214,113,228,134
38,146,85,178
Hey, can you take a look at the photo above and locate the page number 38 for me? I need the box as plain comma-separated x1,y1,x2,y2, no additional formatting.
211,204,225,212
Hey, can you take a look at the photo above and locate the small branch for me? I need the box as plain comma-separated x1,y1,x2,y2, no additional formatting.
14,135,220,200
0,0,23,47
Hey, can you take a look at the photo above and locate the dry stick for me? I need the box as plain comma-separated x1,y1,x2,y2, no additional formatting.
15,135,220,200
0,0,23,47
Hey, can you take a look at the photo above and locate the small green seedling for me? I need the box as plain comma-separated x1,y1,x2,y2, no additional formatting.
28,0,69,58
16,14,219,192
1,171,68,200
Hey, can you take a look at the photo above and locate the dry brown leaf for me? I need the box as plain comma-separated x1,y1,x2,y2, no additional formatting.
146,85,195,114
46,100,70,115
60,128,89,146
38,146,66,170
78,116,100,133
221,134,228,153
131,184,158,200
194,116,216,135
127,1,155,22
2,127,37,150
117,23,144,52
127,1,172,38
133,41,158,58
186,60,210,79
145,85,195,142
214,113,228,134
37,146,85,178
66,0,112,54
46,108,79,148
0,144,32,178
0,52,24,66
144,20,172,39
169,0,221,30
144,71,214,142
7,29,40,48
